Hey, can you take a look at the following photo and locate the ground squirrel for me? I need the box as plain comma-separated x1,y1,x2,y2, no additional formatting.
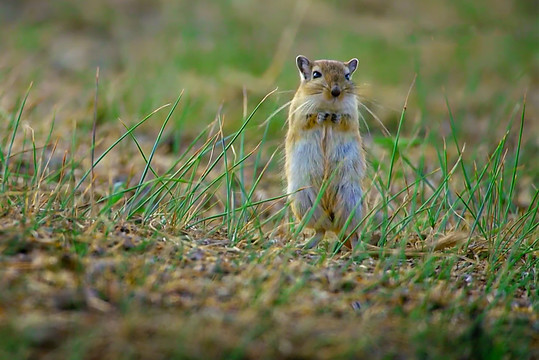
285,55,365,249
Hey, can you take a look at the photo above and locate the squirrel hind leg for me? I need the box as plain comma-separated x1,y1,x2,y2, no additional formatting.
347,233,360,249
301,230,325,249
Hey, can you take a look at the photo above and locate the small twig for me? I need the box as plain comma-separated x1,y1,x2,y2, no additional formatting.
91,67,100,217
403,73,417,110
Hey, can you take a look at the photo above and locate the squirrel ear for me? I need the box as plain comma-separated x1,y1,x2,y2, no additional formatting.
346,58,359,74
296,55,312,81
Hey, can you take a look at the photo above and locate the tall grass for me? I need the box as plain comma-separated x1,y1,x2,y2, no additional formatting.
1,83,535,251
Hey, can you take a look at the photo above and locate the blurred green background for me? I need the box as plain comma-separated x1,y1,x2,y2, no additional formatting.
1,0,537,149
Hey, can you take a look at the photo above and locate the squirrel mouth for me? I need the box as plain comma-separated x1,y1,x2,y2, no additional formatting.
323,94,340,102
329,97,342,105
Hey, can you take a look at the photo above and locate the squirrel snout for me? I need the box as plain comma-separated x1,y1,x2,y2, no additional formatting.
330,86,341,98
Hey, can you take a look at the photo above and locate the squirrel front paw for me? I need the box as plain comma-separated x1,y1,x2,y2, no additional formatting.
317,112,331,124
316,113,344,124
331,114,342,124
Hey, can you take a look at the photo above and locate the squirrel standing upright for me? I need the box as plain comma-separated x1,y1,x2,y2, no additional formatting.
285,55,366,249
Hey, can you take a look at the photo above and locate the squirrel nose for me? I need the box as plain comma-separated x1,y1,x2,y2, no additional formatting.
331,86,341,98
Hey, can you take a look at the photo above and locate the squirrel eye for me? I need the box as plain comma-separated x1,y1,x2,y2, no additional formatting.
345,73,351,80
312,71,322,79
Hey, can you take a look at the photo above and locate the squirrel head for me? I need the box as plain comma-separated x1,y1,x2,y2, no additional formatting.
295,55,358,103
